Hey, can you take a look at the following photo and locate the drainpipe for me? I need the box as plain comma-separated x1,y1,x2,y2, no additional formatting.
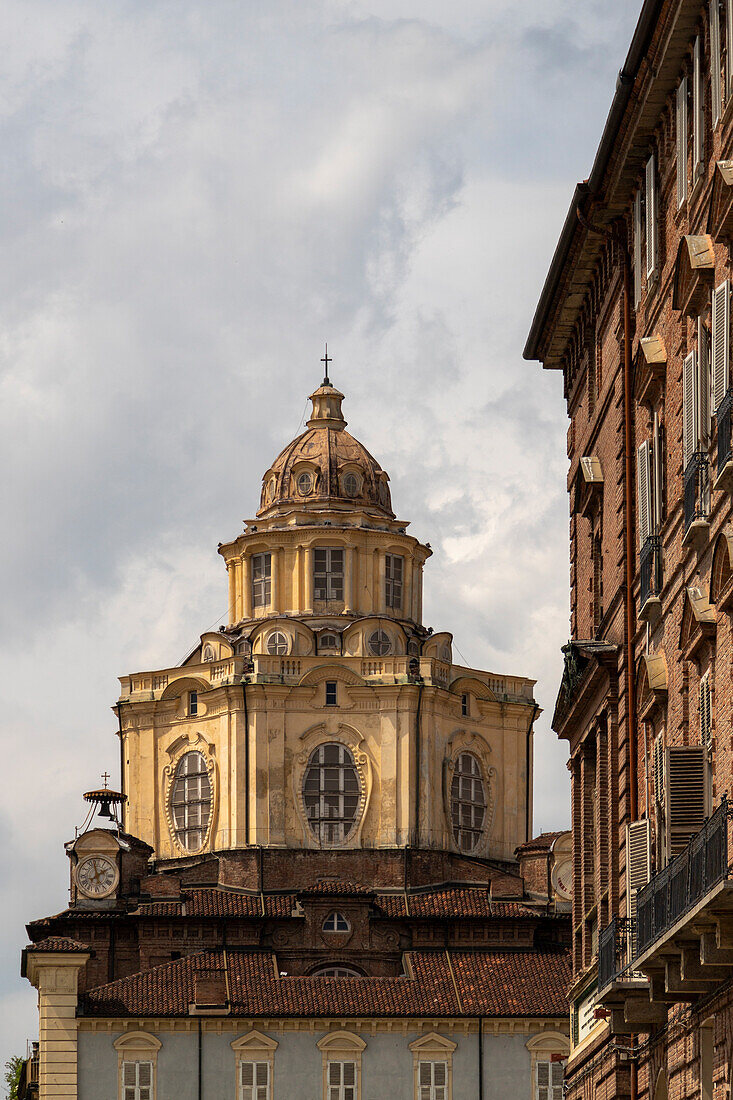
198,1017,202,1100
478,1017,483,1100
241,680,249,846
114,703,125,833
414,682,424,846
525,704,540,844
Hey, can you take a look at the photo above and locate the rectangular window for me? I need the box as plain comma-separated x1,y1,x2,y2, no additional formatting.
325,681,338,706
418,1060,447,1100
712,0,723,126
667,745,707,856
252,553,272,608
626,819,651,921
314,548,344,601
645,153,658,284
385,553,404,610
700,669,712,749
188,691,198,717
712,280,730,411
535,1060,563,1100
327,1060,356,1100
633,190,643,307
637,439,653,547
240,1060,270,1100
461,693,469,717
677,76,688,207
122,1061,153,1100
683,324,711,471
693,35,704,182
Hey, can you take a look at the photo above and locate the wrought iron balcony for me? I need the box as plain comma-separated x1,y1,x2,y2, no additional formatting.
683,452,710,548
716,388,733,490
639,535,662,620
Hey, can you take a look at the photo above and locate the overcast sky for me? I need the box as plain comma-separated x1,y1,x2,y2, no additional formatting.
1,0,642,1065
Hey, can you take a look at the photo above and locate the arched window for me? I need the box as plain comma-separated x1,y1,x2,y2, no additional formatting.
297,471,313,496
171,751,211,851
368,629,391,656
342,472,359,497
303,743,360,844
450,752,487,852
311,964,362,977
322,912,350,933
267,630,289,655
202,644,215,662
320,633,338,650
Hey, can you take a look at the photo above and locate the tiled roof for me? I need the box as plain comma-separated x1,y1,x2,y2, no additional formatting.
135,890,296,919
374,890,540,920
26,937,90,953
299,880,374,897
515,831,566,856
81,947,570,1019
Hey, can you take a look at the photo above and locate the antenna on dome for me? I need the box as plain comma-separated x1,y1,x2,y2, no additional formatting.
320,344,332,386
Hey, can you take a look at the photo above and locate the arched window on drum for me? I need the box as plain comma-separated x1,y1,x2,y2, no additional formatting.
303,743,360,844
450,752,487,852
171,751,211,851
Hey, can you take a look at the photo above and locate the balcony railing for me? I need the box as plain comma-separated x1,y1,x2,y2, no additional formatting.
635,797,729,960
717,388,733,476
683,452,710,533
598,917,647,991
639,535,662,610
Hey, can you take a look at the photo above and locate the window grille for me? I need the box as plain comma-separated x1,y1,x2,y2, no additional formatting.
239,1061,270,1100
171,751,211,851
385,554,403,610
314,549,344,601
368,629,391,656
327,1060,357,1100
267,631,288,655
535,1060,564,1100
450,752,487,852
418,1061,447,1100
252,554,272,608
122,1061,153,1100
322,912,350,932
303,743,360,844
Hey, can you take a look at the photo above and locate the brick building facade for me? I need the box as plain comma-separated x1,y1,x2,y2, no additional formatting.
526,0,733,1097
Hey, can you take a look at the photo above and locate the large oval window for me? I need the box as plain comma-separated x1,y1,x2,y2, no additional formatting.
303,743,360,844
450,752,486,852
171,751,211,852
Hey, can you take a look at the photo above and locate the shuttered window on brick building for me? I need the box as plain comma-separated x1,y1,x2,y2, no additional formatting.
645,153,658,283
654,733,665,806
694,36,704,182
677,77,688,207
626,819,652,921
683,328,711,469
712,280,730,411
666,745,707,856
700,669,713,750
633,190,643,307
711,0,723,127
637,440,652,547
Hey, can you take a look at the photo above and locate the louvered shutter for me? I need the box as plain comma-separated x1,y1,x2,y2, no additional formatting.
698,316,711,447
637,440,652,546
683,351,698,468
712,281,730,410
646,154,658,281
626,819,652,919
536,1061,550,1100
551,1062,564,1100
700,670,713,749
654,733,665,805
677,77,688,206
694,36,704,180
666,746,707,855
633,190,643,307
712,0,723,126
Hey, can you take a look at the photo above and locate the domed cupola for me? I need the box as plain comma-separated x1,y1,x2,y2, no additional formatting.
258,376,394,519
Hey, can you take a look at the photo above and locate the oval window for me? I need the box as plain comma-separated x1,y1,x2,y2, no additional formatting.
322,912,350,932
297,471,313,496
342,473,359,497
267,630,289,655
171,751,212,852
368,629,392,656
303,742,360,844
450,752,487,852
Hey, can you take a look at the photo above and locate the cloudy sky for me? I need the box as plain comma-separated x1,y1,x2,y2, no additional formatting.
1,0,642,1064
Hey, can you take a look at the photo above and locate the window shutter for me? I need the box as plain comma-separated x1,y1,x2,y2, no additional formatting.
654,733,665,805
694,35,704,180
712,0,723,126
551,1062,564,1100
637,440,652,546
698,316,711,447
683,350,698,467
677,77,688,206
700,669,713,749
712,280,730,410
536,1061,550,1100
633,190,643,307
645,153,658,281
626,819,652,919
666,745,707,855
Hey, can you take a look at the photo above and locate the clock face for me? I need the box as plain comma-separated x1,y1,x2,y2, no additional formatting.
552,858,573,901
76,855,118,899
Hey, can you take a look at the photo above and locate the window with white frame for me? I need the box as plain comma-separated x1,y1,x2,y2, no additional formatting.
535,1060,564,1100
314,548,344,601
712,280,730,412
327,1061,357,1100
683,317,711,470
171,751,211,851
417,1061,447,1100
252,554,272,608
645,152,659,284
693,35,704,183
322,911,350,933
303,742,360,844
676,76,688,208
385,554,403,610
267,630,289,655
122,1061,153,1100
450,752,487,852
239,1061,270,1100
712,0,723,127
700,668,712,751
633,189,643,307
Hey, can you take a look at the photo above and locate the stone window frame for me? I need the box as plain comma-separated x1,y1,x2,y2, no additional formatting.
114,1031,161,1100
293,723,373,849
231,1030,278,1100
443,732,496,857
266,629,290,656
163,733,217,855
525,1032,569,1100
408,1032,456,1100
316,1031,366,1100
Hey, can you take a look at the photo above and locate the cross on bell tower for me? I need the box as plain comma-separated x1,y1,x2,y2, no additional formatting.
321,344,332,386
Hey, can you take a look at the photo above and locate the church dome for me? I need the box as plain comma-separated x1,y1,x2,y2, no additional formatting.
258,378,394,518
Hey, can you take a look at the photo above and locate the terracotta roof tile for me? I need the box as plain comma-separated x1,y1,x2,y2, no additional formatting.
451,949,571,1016
26,937,90,953
515,831,566,856
375,890,540,919
298,881,374,897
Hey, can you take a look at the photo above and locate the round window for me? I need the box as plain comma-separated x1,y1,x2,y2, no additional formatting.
267,630,289,655
297,471,313,496
450,752,487,853
303,742,360,844
343,473,359,497
368,629,392,656
171,751,212,852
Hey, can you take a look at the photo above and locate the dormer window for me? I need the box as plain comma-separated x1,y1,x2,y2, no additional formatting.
342,472,359,497
322,912,350,932
368,629,391,656
320,633,338,651
311,964,362,977
297,471,313,496
267,630,289,655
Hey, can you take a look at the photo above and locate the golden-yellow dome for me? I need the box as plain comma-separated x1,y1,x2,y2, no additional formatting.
258,380,394,518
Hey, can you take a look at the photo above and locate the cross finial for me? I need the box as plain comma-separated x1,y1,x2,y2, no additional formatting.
320,343,332,386
101,771,110,788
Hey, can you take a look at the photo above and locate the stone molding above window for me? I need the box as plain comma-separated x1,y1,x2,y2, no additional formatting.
316,1031,366,1100
113,1031,161,1100
231,1029,278,1095
408,1032,456,1100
